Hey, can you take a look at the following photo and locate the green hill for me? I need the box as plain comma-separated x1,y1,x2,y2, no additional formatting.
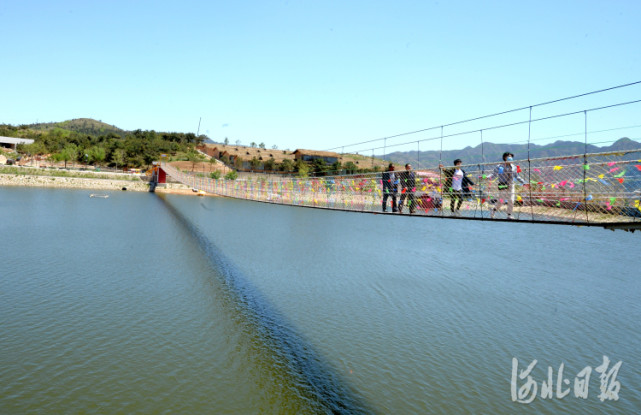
28,118,127,138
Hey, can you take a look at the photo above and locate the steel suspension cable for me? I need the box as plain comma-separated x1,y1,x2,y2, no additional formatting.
345,98,641,159
325,80,641,152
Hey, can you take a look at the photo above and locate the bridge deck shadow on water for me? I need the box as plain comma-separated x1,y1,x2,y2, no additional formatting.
156,148,641,233
156,194,373,414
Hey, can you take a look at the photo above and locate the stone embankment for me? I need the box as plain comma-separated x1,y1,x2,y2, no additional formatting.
0,173,151,191
1,167,209,195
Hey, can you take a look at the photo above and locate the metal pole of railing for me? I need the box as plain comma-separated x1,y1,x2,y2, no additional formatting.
439,126,444,217
480,129,485,218
583,110,590,223
527,106,534,220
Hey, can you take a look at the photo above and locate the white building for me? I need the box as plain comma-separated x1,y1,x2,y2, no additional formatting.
0,136,35,150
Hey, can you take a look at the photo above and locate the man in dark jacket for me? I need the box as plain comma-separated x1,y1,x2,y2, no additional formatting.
381,163,398,212
440,159,475,214
398,163,416,214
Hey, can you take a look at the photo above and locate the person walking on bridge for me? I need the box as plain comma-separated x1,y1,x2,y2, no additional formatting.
440,159,474,215
398,163,416,214
382,163,398,213
486,152,527,219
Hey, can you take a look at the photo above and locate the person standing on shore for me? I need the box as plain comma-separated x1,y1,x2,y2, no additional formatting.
382,163,398,213
440,159,474,215
398,163,416,214
486,152,527,219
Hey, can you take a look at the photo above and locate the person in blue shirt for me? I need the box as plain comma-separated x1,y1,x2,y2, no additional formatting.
486,152,527,219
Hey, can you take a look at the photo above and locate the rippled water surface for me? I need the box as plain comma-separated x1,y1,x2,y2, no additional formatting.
1,187,640,414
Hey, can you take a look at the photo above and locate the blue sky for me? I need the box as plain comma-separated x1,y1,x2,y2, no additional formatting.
2,0,640,155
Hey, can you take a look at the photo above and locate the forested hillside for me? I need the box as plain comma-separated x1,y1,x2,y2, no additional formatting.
1,119,207,168
29,118,127,138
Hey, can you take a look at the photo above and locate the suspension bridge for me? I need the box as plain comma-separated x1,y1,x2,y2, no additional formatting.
152,149,641,232
151,82,641,232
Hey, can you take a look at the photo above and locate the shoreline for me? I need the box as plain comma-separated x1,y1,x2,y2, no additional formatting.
0,173,211,196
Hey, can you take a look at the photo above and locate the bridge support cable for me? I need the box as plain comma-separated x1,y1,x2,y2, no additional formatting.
325,80,641,155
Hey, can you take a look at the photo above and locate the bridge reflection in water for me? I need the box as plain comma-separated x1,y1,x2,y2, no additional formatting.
158,149,641,232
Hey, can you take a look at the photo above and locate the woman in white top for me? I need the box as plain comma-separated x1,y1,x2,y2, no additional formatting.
441,159,475,214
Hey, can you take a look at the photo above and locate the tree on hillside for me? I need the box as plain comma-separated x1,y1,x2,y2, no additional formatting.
330,160,342,175
263,157,276,171
50,152,63,166
112,148,126,170
186,148,205,172
88,146,106,167
249,157,261,171
259,142,265,149
61,144,78,168
235,139,241,146
47,152,61,166
224,137,229,145
311,158,328,176
279,158,294,172
344,161,358,174
0,124,18,137
21,141,47,160
250,142,257,148
295,160,309,178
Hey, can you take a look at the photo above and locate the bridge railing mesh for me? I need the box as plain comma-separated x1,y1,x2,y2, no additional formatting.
160,149,641,228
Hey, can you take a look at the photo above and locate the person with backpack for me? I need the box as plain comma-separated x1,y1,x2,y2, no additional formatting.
486,152,527,219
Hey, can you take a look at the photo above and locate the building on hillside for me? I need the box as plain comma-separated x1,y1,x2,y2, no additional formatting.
197,145,220,158
200,144,358,171
293,149,340,164
0,136,34,150
219,150,239,164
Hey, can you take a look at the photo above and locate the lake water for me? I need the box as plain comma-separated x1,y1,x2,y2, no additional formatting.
1,187,640,414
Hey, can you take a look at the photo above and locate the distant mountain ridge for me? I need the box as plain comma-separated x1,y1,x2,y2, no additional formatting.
383,137,641,167
28,118,127,138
